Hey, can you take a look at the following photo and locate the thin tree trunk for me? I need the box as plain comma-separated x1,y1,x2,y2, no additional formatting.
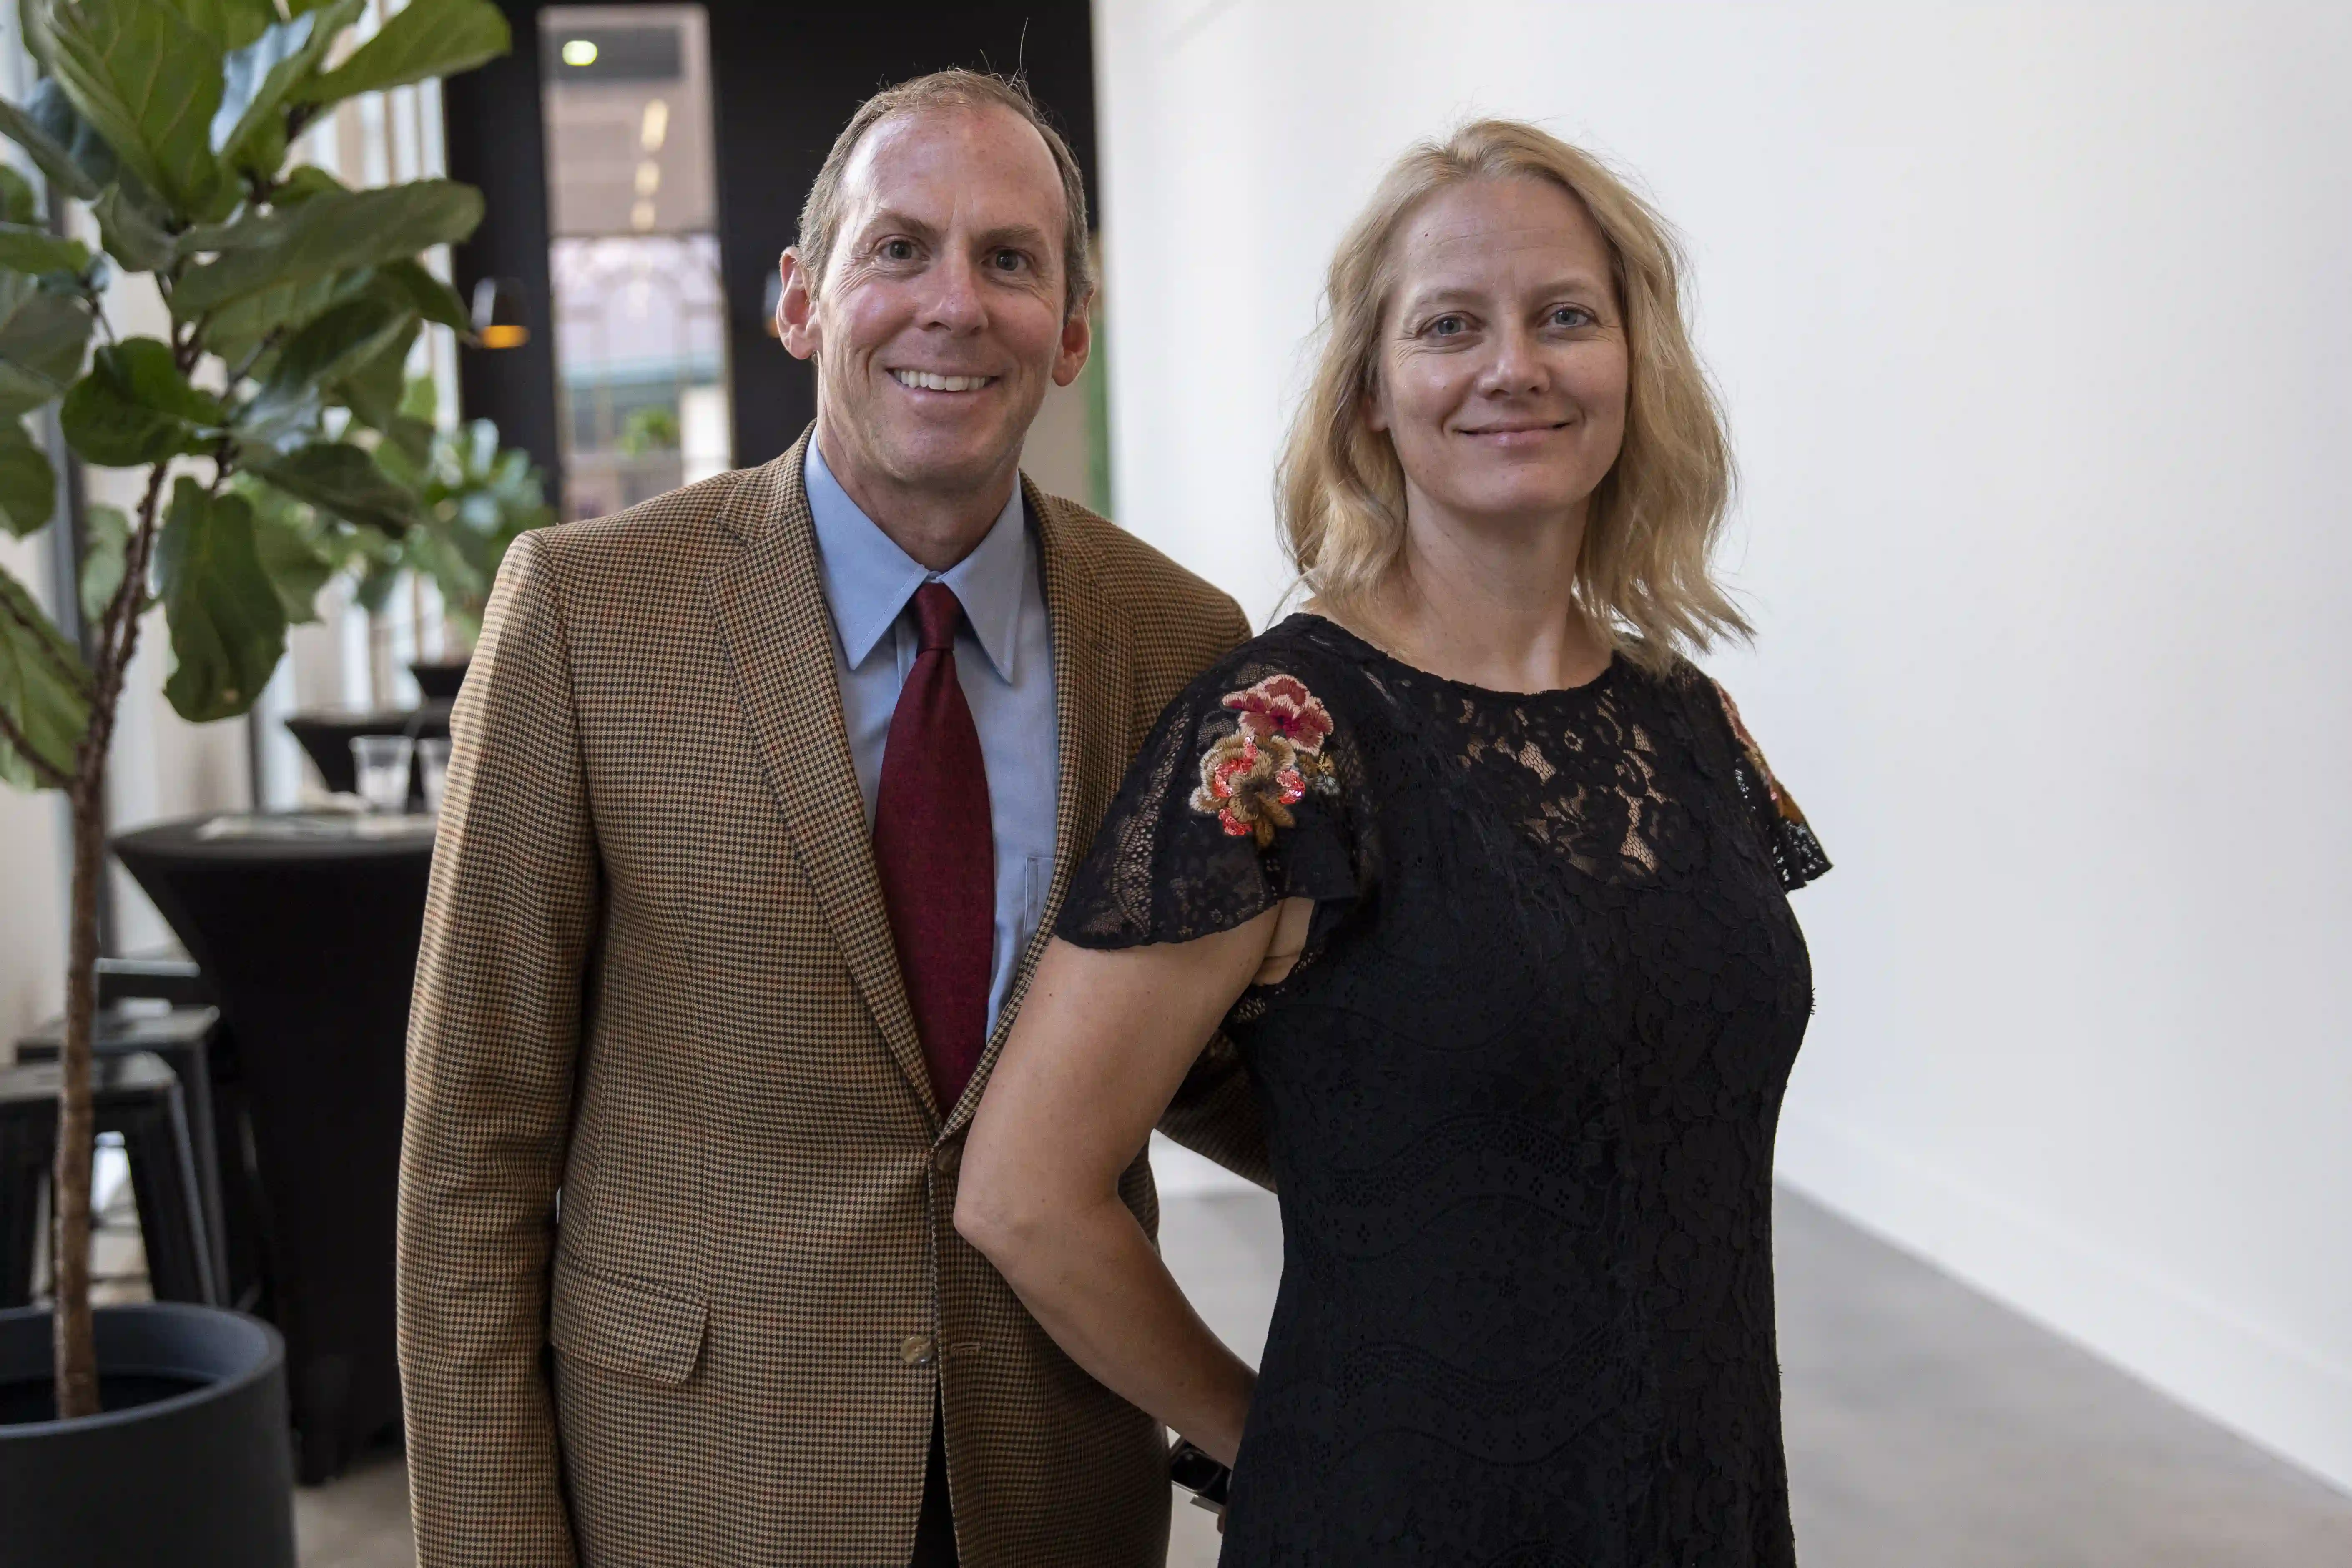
50,772,105,1419
51,461,168,1421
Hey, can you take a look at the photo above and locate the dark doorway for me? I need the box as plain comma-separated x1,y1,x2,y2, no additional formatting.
442,0,1098,509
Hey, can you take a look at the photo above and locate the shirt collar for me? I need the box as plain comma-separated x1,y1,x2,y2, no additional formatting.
805,435,1029,682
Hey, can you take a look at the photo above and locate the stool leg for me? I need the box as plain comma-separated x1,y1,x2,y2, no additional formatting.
0,1108,51,1308
177,1039,234,1307
145,1038,235,1312
110,1089,218,1306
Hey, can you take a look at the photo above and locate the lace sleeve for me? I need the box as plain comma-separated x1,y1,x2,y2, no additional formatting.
1058,667,1359,949
1707,679,1832,893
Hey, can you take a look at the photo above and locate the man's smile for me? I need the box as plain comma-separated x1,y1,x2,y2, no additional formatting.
890,368,998,392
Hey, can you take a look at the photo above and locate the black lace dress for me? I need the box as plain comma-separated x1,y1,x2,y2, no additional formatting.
1057,613,1830,1568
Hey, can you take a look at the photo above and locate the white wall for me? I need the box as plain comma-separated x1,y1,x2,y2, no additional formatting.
0,529,68,1040
1095,0,2352,1493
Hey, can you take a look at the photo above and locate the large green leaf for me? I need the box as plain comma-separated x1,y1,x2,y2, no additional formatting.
0,222,91,277
0,86,100,202
18,0,59,73
91,176,177,271
155,477,283,721
0,268,93,417
266,292,411,400
330,311,418,433
0,561,88,788
24,74,122,193
250,498,331,623
378,411,433,467
199,268,339,365
160,0,275,50
59,336,226,466
209,0,358,173
0,166,36,225
172,179,483,316
296,0,509,107
270,163,346,204
78,500,127,623
0,418,54,537
374,257,467,331
239,291,409,444
45,0,231,221
249,439,417,532
232,376,315,452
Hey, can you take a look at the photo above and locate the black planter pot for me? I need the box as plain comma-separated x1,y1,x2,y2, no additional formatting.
407,658,470,702
0,1303,295,1567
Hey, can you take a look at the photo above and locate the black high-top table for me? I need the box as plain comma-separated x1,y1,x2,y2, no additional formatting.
113,812,435,1483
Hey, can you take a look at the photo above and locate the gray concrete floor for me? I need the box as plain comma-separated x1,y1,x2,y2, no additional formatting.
1767,1189,2352,1568
291,1186,2352,1567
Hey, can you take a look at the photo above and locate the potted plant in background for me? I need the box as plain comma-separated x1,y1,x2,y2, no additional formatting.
306,374,552,703
0,0,509,1560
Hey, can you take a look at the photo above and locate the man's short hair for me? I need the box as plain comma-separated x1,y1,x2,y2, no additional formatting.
794,69,1094,317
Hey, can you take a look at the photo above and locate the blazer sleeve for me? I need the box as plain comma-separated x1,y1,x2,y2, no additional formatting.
1151,592,1278,1191
397,530,599,1568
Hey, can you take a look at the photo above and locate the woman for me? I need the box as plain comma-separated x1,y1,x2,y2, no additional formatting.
958,119,1830,1566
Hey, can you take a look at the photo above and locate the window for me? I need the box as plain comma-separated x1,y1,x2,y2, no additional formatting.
540,5,730,519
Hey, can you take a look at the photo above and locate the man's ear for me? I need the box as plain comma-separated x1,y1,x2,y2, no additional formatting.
778,248,820,360
1052,289,1094,389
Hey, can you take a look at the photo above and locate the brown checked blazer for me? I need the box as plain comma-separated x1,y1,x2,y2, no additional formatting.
397,429,1267,1568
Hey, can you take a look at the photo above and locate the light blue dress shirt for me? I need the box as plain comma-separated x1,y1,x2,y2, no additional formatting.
804,437,1060,1036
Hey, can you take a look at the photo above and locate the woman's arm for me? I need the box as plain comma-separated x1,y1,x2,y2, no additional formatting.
957,912,1291,1465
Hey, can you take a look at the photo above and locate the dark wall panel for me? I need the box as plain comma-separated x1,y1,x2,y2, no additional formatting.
442,0,1097,493
442,0,563,495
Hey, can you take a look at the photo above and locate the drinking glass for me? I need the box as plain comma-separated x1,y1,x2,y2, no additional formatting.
350,735,414,813
418,737,452,816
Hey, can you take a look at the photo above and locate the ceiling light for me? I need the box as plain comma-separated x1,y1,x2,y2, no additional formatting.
639,98,670,152
630,200,656,232
634,160,660,196
560,38,597,66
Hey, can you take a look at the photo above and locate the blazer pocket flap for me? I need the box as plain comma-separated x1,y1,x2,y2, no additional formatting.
550,1258,709,1386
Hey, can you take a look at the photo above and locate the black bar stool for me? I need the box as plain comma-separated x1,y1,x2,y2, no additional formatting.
0,1051,218,1308
15,961,235,1305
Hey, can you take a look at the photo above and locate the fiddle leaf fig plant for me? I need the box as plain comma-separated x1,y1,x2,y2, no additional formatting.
0,0,510,1422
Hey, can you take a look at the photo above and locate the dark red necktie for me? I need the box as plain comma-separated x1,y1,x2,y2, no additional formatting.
872,582,996,1114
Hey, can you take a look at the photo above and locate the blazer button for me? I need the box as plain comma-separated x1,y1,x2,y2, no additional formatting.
901,1334,935,1367
934,1140,961,1175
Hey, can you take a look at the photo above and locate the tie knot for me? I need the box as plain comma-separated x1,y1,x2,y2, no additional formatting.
910,582,964,654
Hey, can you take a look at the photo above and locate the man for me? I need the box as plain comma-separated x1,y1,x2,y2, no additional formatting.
398,71,1263,1568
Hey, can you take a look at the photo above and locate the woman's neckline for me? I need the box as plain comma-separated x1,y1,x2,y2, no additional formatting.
1285,611,1622,701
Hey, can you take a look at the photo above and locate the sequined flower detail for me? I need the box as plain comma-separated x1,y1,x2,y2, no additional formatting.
1190,674,1338,846
1223,673,1334,756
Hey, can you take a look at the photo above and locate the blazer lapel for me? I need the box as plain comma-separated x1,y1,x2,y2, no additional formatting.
706,431,936,1123
944,480,1130,1136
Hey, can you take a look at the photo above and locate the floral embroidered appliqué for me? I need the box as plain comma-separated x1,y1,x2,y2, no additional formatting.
1190,674,1338,847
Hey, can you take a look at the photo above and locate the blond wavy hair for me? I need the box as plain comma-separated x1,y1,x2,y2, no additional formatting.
1278,119,1746,671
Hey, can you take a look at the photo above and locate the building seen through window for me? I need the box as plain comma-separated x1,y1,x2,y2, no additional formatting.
540,4,731,520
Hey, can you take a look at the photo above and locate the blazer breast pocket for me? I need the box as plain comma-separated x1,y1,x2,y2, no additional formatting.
549,1255,709,1387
